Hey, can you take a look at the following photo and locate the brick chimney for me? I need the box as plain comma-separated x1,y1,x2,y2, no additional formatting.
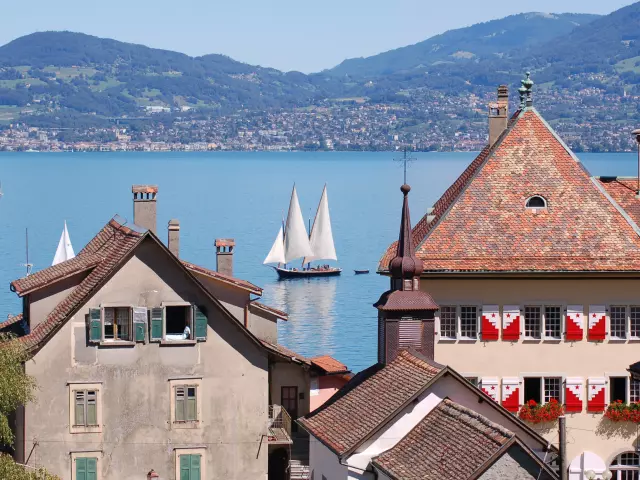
488,85,509,148
168,219,180,257
132,185,158,234
215,239,235,276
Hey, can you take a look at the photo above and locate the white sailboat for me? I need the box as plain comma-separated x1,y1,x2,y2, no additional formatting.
52,221,75,266
264,184,341,278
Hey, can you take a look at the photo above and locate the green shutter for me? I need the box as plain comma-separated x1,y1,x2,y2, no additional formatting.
135,323,145,342
180,454,191,480
86,457,97,480
133,307,147,342
190,454,201,480
76,457,87,480
89,308,101,342
187,387,197,421
150,307,163,341
87,391,97,426
75,391,85,426
175,387,185,422
194,306,207,341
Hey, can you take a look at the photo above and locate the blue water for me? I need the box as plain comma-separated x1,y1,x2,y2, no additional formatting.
0,151,636,371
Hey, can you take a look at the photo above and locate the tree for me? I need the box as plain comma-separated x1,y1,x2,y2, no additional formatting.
0,334,60,479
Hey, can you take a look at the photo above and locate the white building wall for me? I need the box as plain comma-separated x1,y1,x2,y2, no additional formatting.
309,437,348,480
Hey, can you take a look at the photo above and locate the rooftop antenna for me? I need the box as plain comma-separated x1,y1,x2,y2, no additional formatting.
22,228,33,276
394,146,416,185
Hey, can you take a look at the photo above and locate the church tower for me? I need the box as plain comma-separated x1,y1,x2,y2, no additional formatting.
374,184,439,365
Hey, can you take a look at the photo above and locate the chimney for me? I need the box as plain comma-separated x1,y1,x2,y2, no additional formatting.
168,219,180,257
132,185,158,234
488,85,509,148
215,239,235,277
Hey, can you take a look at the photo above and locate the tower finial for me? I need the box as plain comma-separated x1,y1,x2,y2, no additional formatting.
389,184,423,282
521,72,534,107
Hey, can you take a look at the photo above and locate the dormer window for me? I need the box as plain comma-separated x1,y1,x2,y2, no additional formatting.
525,195,547,209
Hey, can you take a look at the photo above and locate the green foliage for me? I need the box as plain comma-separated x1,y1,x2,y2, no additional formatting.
0,333,36,445
0,454,60,480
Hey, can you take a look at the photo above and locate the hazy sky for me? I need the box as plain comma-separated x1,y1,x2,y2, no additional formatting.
0,0,632,73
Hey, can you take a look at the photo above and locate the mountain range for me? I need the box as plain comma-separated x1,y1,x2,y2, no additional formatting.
0,2,639,128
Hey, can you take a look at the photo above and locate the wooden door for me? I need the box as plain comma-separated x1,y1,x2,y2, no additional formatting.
281,386,298,430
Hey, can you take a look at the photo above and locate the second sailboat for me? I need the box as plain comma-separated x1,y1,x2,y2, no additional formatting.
264,184,341,278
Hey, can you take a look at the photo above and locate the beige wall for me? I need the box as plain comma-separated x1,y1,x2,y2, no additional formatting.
270,362,310,419
28,271,87,328
310,376,349,412
247,311,278,344
24,238,269,480
424,276,640,465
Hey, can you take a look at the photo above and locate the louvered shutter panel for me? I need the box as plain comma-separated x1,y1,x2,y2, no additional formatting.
502,305,520,341
588,305,606,341
194,306,208,341
398,318,422,349
481,377,499,402
150,307,163,341
565,377,583,412
481,305,499,341
76,457,87,480
86,457,97,480
565,305,584,341
88,308,101,342
133,307,147,342
176,387,185,422
180,454,191,480
75,391,85,426
501,377,520,412
587,377,606,412
191,454,201,480
87,391,97,425
187,387,197,421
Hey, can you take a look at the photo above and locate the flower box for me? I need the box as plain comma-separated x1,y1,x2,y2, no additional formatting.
604,400,640,423
518,399,564,424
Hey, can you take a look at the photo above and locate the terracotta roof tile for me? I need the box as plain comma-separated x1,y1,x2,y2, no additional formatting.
261,340,311,365
596,177,640,227
299,350,443,455
0,313,24,329
380,109,640,273
182,261,262,295
372,399,513,480
311,355,349,374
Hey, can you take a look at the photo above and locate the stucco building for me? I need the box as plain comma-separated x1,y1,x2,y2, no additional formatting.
5,185,339,480
378,78,640,479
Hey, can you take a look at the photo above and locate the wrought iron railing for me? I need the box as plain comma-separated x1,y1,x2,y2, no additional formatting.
268,404,292,442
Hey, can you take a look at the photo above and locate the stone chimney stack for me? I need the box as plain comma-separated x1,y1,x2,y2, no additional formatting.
132,185,158,234
168,219,180,257
215,239,235,276
488,85,509,148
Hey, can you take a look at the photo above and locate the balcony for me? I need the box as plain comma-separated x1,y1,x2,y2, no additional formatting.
268,404,292,444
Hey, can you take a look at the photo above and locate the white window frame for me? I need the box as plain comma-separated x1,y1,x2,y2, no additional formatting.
607,305,640,341
436,305,458,341
520,375,564,404
68,382,102,434
162,301,195,342
169,377,202,429
100,304,135,343
610,452,640,479
174,447,206,480
459,305,480,340
606,373,634,404
522,304,564,341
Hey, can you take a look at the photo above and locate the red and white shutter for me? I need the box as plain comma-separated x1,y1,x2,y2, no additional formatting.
501,377,520,412
587,377,606,412
502,305,520,341
588,305,606,341
566,305,584,341
565,377,583,412
481,305,500,341
481,377,499,402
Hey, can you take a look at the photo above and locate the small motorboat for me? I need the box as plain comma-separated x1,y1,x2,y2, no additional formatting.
354,269,370,275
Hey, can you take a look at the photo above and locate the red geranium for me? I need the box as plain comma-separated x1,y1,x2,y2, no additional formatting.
518,398,564,424
604,401,640,423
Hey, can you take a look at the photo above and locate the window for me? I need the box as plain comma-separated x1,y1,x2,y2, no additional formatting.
525,196,547,209
103,307,131,341
611,306,627,339
544,306,562,339
170,378,202,428
69,383,102,434
524,306,541,339
460,306,478,339
610,452,640,480
89,306,146,343
175,449,205,480
466,377,479,387
611,377,628,403
439,306,457,339
72,454,99,480
150,304,208,342
524,377,562,404
631,307,640,338
631,378,640,403
166,305,193,339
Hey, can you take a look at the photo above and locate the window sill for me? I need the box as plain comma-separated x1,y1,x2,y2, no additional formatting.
608,338,628,344
172,420,200,429
522,338,542,344
543,338,562,343
70,425,102,434
97,340,136,347
160,339,197,346
438,338,457,343
458,338,478,344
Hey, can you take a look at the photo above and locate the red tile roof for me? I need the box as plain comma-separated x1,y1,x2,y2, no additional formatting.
182,261,262,295
379,108,640,273
298,350,443,456
0,313,24,329
311,355,349,374
596,177,640,227
372,399,513,480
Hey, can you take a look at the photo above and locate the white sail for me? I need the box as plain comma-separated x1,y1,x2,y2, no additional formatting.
303,185,337,264
52,221,75,265
284,186,313,263
263,225,286,265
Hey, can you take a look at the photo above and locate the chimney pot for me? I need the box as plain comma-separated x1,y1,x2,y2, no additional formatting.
215,239,235,276
168,219,180,257
488,85,509,148
132,185,158,234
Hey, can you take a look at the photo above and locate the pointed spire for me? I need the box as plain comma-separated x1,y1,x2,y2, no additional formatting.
389,184,423,282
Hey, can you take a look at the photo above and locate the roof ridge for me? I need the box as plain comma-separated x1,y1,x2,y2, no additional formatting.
397,348,445,372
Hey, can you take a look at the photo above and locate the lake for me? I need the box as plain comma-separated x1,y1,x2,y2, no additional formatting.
0,151,636,371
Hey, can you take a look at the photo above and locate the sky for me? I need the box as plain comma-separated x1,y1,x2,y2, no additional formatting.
0,0,633,73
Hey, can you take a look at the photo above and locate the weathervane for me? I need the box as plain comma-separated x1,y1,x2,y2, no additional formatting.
394,147,416,185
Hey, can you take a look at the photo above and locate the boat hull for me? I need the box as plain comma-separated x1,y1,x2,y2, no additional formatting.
274,267,341,278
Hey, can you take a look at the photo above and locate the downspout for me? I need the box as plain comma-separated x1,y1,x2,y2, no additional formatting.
244,301,249,329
